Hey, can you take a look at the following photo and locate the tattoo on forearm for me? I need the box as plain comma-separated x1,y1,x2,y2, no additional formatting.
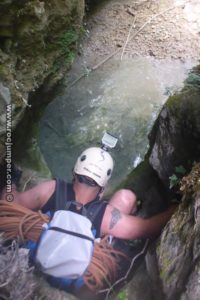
109,207,122,230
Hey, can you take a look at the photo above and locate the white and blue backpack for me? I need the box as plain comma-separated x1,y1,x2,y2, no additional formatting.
35,210,94,279
27,200,105,291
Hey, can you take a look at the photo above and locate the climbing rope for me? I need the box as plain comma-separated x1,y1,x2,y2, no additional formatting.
0,201,49,242
84,235,128,291
0,201,127,291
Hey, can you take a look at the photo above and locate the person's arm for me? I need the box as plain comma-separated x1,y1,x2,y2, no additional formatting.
1,180,56,211
101,204,177,240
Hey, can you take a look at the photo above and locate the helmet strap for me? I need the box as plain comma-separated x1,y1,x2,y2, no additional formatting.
98,186,104,198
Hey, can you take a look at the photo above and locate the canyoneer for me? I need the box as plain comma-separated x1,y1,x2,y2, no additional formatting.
0,132,177,293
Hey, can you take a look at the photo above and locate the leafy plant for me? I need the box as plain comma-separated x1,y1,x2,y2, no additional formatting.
169,174,179,189
169,165,186,189
57,28,79,51
49,26,84,70
175,165,186,175
117,289,128,300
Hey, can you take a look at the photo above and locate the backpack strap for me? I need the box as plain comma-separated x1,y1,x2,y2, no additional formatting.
64,182,102,218
54,179,107,236
55,179,69,211
86,200,106,223
48,226,94,242
54,180,84,212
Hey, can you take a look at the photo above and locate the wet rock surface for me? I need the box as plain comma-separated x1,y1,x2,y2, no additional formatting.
119,67,200,300
157,171,200,300
0,0,84,162
149,69,200,194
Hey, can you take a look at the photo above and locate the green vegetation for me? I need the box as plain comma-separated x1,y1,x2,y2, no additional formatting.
165,92,182,116
117,289,128,300
185,68,200,90
0,64,10,80
169,165,186,189
49,26,84,72
169,174,179,189
166,67,200,117
57,28,80,52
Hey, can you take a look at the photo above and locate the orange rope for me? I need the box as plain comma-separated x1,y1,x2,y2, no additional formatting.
84,236,129,291
0,200,128,291
0,201,49,241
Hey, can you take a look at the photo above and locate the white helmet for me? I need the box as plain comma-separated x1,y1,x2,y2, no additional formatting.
74,147,114,187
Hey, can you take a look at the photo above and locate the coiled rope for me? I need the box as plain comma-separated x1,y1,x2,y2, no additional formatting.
0,201,127,291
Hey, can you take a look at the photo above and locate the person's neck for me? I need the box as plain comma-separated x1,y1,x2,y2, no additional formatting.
73,181,100,205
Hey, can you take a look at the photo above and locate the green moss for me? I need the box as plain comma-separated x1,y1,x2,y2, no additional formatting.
0,28,13,37
194,183,200,191
57,28,80,50
117,289,128,300
186,93,200,134
165,93,180,110
12,100,51,178
166,66,200,119
48,26,83,73
159,255,172,280
185,69,200,90
16,21,35,38
0,64,10,80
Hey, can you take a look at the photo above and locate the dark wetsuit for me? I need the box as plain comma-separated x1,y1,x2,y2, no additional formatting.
41,178,107,238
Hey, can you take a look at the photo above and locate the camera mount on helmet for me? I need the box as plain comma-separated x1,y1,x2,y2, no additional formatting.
101,132,118,152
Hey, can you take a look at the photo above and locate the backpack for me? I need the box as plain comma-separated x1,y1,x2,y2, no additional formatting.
27,196,106,292
35,210,94,279
27,180,107,291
